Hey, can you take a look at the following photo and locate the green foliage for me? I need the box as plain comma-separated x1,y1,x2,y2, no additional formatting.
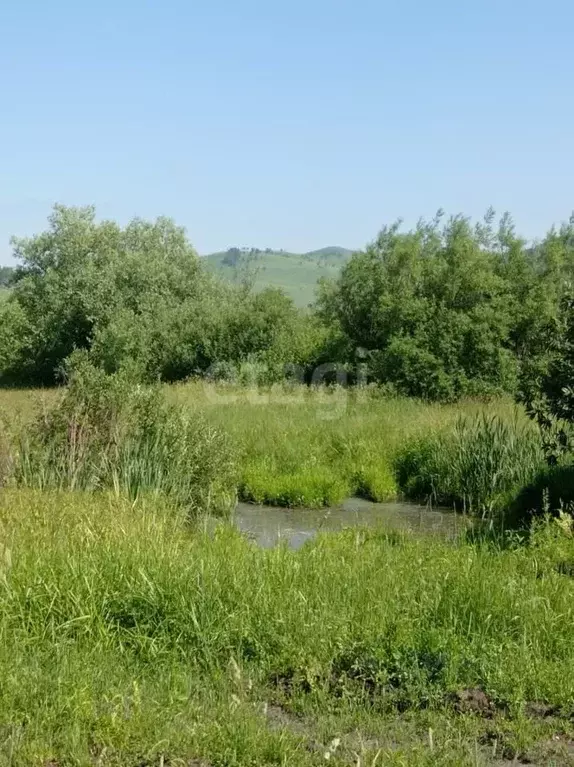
0,299,30,382
182,384,471,509
353,462,398,502
395,413,543,518
511,465,574,524
0,265,14,287
4,206,574,404
1,206,204,384
520,287,574,465
240,460,352,507
319,210,574,401
0,382,547,516
14,356,237,515
0,206,321,387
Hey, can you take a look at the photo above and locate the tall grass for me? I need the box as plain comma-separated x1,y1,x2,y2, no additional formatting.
395,413,544,518
2,381,542,512
11,363,238,516
1,489,574,764
171,382,528,508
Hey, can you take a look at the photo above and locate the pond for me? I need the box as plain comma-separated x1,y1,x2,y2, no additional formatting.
232,497,463,549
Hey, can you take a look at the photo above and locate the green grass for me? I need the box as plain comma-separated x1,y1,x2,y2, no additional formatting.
395,412,544,520
1,489,574,765
202,248,352,307
2,383,536,512
170,383,530,509
5,366,238,517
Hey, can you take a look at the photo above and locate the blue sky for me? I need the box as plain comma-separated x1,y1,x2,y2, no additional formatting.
0,0,573,263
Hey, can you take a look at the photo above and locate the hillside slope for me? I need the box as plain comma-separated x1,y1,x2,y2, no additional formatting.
0,249,354,309
202,247,353,306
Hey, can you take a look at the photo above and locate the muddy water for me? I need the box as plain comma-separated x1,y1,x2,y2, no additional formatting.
233,497,463,549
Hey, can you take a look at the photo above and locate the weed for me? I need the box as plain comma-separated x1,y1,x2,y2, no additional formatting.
0,491,573,763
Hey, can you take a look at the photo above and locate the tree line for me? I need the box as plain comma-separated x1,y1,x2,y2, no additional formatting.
1,205,574,409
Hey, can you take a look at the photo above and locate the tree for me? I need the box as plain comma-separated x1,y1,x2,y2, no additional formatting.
0,205,203,384
0,205,316,386
0,267,14,287
317,211,537,400
520,287,574,464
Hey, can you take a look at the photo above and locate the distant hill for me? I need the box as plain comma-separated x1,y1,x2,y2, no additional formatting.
0,250,356,309
202,246,354,306
304,246,353,259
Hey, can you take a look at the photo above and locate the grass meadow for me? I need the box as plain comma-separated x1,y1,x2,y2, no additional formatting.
0,383,572,765
1,489,574,765
0,382,543,514
169,383,542,515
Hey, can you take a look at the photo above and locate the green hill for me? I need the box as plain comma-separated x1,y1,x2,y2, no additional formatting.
201,246,353,306
0,249,355,309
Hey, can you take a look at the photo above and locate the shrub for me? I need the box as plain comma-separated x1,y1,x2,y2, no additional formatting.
316,212,533,401
0,300,31,384
510,464,574,525
15,355,238,516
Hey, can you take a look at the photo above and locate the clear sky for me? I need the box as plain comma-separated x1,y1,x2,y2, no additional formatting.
0,0,573,263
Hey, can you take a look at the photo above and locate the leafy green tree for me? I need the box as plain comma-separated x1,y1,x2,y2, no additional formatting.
0,205,318,386
2,205,205,384
0,267,14,287
520,287,574,464
318,211,527,400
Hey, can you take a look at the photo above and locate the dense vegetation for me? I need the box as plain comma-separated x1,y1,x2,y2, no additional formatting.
319,211,574,401
2,489,574,766
0,206,320,387
2,205,574,520
2,205,574,404
0,265,14,287
9,359,237,516
0,380,561,525
4,207,574,764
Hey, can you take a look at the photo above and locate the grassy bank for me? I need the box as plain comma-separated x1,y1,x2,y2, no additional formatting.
1,489,574,765
1,383,542,515
170,383,533,510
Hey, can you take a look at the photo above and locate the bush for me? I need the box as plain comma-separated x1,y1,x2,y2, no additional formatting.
15,355,238,516
316,211,574,401
0,301,30,384
0,206,324,388
371,338,459,402
395,413,543,518
510,464,574,525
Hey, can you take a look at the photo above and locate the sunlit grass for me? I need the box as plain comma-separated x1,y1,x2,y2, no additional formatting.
0,489,573,764
170,382,528,507
1,383,531,509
